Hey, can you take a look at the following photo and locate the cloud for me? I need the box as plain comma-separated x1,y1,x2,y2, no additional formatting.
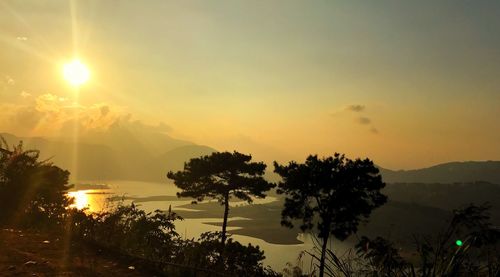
346,104,365,112
0,103,44,134
2,75,15,86
20,91,31,98
35,93,67,113
331,104,366,117
0,93,117,135
0,93,174,138
357,117,371,125
331,104,380,134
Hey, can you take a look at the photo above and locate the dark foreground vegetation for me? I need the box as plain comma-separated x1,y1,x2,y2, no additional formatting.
1,138,499,276
0,228,156,276
0,140,276,276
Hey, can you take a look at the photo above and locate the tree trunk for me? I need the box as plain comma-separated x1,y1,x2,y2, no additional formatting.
319,235,329,277
221,193,230,246
218,193,230,270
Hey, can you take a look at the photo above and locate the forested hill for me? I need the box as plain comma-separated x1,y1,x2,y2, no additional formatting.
379,161,500,184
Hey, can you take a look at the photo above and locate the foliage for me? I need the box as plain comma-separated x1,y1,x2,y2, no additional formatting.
274,153,387,276
175,231,278,276
71,203,182,262
0,141,276,276
3,140,499,276
354,236,412,276
274,153,387,238
167,151,274,204
411,203,500,276
69,205,278,276
167,151,275,247
0,138,72,228
303,235,357,277
326,203,500,277
282,252,311,277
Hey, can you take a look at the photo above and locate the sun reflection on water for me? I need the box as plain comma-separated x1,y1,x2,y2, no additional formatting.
68,190,90,210
67,189,113,213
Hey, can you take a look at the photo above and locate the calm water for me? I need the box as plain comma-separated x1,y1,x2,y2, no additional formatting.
69,180,352,271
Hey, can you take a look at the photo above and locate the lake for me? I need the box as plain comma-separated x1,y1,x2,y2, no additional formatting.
68,180,353,272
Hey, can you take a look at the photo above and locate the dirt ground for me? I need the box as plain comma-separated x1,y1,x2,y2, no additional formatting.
0,228,156,276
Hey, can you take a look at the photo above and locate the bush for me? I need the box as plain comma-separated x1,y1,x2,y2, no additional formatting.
315,203,500,277
72,203,182,262
174,231,275,276
0,140,72,228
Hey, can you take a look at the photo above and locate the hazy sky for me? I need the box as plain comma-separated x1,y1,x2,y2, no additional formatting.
1,0,499,169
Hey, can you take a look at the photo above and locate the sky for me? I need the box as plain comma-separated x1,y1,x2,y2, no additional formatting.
1,0,499,169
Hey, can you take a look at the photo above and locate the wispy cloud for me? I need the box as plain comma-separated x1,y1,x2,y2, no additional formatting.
2,75,15,86
346,104,365,112
357,117,371,125
331,104,379,134
20,91,31,98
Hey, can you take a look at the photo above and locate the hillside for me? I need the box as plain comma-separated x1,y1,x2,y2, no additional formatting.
0,229,154,276
0,132,216,182
379,161,500,184
155,144,217,172
384,181,500,224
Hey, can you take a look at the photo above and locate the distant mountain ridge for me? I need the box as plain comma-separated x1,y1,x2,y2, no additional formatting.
379,161,500,184
2,132,500,184
155,145,218,172
1,132,216,182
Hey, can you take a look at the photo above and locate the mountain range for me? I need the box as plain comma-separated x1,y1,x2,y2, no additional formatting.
0,130,215,182
379,161,500,184
2,130,500,185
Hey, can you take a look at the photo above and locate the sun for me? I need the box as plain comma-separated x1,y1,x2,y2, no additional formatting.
62,59,90,86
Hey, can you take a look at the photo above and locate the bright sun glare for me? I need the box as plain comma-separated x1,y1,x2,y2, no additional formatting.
68,190,89,210
62,59,90,86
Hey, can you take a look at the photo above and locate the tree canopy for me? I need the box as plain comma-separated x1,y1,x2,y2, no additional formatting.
274,153,387,276
167,151,275,247
168,151,274,203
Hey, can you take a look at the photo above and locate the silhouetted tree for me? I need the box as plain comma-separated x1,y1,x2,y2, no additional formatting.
167,151,274,248
0,138,72,227
274,153,387,277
